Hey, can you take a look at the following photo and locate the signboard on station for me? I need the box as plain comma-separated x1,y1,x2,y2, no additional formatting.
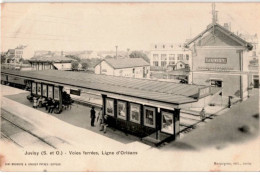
205,57,227,64
8,76,25,85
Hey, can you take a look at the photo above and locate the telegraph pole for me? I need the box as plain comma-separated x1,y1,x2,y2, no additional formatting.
212,2,216,24
115,45,118,59
212,3,218,40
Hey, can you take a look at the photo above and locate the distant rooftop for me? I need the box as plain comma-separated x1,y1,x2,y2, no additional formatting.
100,58,150,69
7,49,15,54
30,55,74,63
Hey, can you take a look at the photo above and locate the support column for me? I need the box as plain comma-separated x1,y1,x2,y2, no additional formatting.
240,75,243,101
102,94,107,117
30,81,33,96
156,107,161,140
174,108,180,139
58,86,63,111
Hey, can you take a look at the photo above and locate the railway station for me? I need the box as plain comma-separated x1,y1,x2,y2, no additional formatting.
1,69,217,145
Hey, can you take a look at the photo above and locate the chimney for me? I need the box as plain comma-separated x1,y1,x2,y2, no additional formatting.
223,23,230,31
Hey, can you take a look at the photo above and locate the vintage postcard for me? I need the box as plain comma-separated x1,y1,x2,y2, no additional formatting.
0,2,259,172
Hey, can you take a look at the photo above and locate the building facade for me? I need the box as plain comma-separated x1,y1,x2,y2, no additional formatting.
94,58,150,78
239,33,259,88
185,23,255,102
29,54,73,71
149,44,191,69
5,45,25,63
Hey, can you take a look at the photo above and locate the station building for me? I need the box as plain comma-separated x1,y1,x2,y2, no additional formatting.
149,43,191,68
94,58,150,78
5,45,25,63
1,69,216,145
29,55,74,71
185,23,256,104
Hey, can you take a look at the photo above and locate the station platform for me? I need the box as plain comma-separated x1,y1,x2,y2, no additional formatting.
1,85,151,151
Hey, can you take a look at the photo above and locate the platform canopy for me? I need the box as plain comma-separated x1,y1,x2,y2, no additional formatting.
1,69,212,105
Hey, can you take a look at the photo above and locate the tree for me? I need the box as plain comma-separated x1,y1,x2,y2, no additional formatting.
81,62,89,70
129,51,150,63
22,59,30,64
19,58,24,63
65,55,81,62
1,54,6,64
71,61,79,71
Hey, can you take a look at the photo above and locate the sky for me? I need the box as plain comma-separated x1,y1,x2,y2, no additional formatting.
1,3,260,56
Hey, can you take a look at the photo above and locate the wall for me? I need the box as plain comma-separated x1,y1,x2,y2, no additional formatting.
189,27,253,101
95,61,114,76
192,72,245,97
31,62,54,70
63,86,102,106
53,63,72,70
114,66,149,78
176,62,185,70
181,95,214,108
192,47,242,72
241,74,249,99
95,61,150,78
95,64,101,74
150,49,191,67
114,67,133,77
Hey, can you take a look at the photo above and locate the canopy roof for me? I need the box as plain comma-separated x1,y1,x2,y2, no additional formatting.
1,69,213,105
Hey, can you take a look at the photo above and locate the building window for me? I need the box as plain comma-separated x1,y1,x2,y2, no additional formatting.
133,68,135,74
153,61,159,66
155,45,157,49
169,54,175,60
153,54,159,60
186,54,189,60
163,45,165,49
161,61,167,67
169,61,175,65
177,54,183,60
161,54,167,61
211,80,222,87
171,45,173,48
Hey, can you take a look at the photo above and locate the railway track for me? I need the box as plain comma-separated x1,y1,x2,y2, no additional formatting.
179,112,215,135
1,111,56,149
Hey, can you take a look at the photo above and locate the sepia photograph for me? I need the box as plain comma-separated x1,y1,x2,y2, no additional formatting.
0,1,259,172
